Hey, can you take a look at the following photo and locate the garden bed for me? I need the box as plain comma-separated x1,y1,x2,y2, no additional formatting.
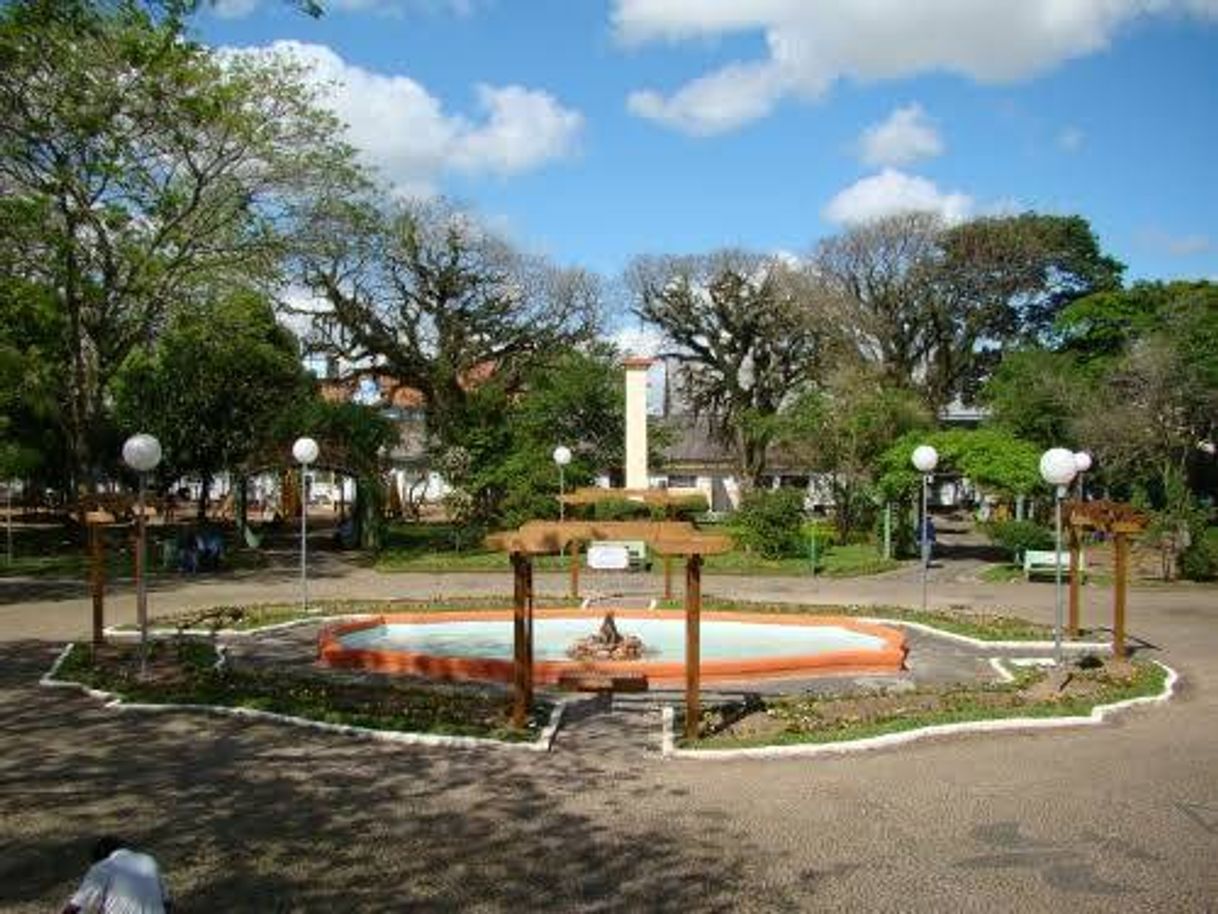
53,639,551,741
690,657,1166,749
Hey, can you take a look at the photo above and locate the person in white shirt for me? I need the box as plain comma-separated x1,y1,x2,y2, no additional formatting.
62,836,172,914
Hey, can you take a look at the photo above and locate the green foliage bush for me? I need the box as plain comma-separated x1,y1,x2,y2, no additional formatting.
1179,528,1218,581
732,489,806,559
985,520,1054,561
669,493,710,519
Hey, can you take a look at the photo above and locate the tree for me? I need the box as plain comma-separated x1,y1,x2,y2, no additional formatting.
0,0,359,492
980,349,1097,449
111,291,311,517
813,212,1123,410
779,367,931,539
629,250,832,487
299,198,601,455
877,428,1044,503
429,345,631,530
0,275,67,488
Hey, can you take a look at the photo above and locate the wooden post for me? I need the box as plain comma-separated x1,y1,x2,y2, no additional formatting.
684,554,702,741
511,552,530,728
569,540,580,601
89,522,105,648
1067,525,1081,638
663,555,673,601
1113,532,1128,660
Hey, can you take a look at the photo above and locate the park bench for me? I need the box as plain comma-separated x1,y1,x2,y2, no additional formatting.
1023,549,1085,580
588,540,650,572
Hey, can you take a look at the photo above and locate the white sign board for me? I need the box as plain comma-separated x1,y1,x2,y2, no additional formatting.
587,543,630,570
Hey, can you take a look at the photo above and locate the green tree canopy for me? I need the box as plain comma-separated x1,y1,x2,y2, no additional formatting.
877,428,1044,501
629,250,832,486
0,0,360,490
111,291,312,514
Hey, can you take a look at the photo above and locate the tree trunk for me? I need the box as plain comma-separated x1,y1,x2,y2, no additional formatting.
196,474,211,521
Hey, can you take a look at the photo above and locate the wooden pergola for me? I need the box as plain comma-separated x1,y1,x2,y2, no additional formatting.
486,520,732,739
558,487,705,599
1066,500,1149,659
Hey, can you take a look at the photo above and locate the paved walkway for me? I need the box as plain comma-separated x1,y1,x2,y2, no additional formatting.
2,557,1217,911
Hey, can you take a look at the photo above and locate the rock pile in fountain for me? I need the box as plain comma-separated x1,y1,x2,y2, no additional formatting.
567,612,645,661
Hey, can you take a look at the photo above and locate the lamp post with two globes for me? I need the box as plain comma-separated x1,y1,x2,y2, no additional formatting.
911,444,939,613
293,436,319,613
553,445,572,521
122,433,162,675
1039,447,1079,664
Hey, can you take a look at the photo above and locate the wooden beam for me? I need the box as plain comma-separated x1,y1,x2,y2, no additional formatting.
684,554,702,741
663,555,673,601
1068,525,1081,638
1113,533,1129,660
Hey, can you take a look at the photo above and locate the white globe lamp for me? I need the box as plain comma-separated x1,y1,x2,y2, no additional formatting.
121,433,161,676
910,444,938,612
122,434,162,474
292,436,319,612
1040,447,1078,664
911,445,939,474
553,445,572,520
1039,448,1078,490
1073,451,1092,474
293,436,319,466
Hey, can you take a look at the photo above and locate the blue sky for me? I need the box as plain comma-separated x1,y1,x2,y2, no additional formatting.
196,1,1218,290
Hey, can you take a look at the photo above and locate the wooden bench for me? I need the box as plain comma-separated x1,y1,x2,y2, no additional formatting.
588,540,650,572
1023,549,1085,580
556,671,649,693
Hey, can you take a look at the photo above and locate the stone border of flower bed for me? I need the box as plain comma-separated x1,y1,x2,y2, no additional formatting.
40,644,567,753
659,656,1177,760
856,616,1111,652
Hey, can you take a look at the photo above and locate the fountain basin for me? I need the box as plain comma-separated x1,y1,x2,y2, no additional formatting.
318,610,906,685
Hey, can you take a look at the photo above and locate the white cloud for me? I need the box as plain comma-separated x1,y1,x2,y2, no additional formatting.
232,41,582,195
859,104,943,167
822,168,972,226
1057,125,1086,152
616,0,1218,135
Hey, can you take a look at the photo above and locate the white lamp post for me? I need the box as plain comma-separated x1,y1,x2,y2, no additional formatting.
553,445,572,521
911,445,939,613
122,433,162,675
293,436,319,612
1040,447,1079,664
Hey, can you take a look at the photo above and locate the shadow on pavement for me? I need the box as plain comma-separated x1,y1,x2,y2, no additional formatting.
0,641,788,913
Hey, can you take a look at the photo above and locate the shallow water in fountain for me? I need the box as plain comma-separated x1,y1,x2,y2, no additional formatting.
338,618,887,662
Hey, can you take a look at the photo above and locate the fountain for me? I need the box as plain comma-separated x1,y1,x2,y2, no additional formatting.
566,612,646,662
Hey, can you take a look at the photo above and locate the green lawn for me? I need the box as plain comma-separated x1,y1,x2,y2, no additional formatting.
0,528,266,579
55,639,550,741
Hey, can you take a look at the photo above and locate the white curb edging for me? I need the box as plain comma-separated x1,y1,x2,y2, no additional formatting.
660,660,1178,760
858,616,1111,653
40,644,566,753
